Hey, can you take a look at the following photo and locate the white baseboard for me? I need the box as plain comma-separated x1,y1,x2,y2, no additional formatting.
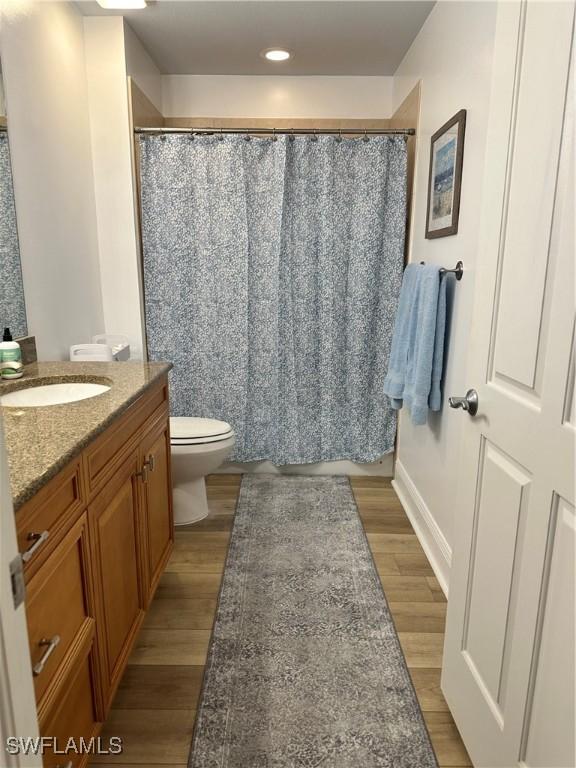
218,455,394,477
392,459,451,597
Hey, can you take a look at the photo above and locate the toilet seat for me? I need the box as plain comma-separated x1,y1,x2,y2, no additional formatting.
170,416,234,446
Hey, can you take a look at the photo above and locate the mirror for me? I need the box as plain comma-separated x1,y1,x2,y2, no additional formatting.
0,58,27,338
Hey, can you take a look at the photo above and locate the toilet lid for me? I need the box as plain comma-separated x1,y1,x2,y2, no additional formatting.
170,416,234,445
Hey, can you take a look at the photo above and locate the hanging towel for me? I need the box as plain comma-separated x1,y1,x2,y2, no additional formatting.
383,263,447,425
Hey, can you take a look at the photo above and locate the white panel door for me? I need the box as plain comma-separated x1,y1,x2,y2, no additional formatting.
0,413,41,766
442,2,575,767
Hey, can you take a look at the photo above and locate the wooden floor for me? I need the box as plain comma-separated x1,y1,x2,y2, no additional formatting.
92,474,471,768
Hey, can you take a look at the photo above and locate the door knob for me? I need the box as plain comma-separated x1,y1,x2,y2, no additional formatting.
449,389,478,416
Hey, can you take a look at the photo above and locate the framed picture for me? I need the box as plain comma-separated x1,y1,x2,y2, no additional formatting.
425,109,466,238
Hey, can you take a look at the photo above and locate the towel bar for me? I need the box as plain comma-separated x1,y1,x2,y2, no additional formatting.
419,260,464,281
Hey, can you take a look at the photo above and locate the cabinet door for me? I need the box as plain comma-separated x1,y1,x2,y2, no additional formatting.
41,649,99,768
89,453,144,707
140,416,173,604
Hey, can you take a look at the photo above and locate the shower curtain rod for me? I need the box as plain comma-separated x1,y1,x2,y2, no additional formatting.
135,126,415,137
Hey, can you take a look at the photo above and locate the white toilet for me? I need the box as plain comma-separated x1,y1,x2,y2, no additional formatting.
170,417,236,525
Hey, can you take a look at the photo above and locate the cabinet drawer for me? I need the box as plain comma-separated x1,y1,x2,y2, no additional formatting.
41,651,100,768
83,380,168,497
27,513,94,710
17,460,84,578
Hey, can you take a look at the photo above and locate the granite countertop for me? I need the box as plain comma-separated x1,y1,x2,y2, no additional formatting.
0,361,172,511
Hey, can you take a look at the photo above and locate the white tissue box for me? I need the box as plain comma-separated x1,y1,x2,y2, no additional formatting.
70,336,131,362
92,334,131,361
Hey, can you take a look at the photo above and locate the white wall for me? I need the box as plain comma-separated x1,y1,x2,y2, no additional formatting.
84,16,146,360
162,75,393,118
0,2,104,360
124,21,162,112
391,1,498,593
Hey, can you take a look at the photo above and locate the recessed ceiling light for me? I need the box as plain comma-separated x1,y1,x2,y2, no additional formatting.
262,48,291,62
97,0,147,8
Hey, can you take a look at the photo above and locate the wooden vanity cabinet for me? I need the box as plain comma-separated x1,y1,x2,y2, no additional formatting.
16,376,173,767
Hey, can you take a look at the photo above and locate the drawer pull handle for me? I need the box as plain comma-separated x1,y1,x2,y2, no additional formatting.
144,453,155,472
55,763,73,768
21,530,50,563
33,634,60,676
136,465,148,483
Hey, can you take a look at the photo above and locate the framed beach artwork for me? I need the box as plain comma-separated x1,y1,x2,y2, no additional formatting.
425,109,467,238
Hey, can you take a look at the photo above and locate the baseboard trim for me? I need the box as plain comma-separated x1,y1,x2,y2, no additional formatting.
392,459,451,597
218,455,394,477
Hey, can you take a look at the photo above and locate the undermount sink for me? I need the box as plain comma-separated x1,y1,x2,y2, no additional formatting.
0,382,111,408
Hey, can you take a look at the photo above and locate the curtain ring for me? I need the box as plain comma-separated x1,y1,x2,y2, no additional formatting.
311,128,318,142
272,127,277,142
289,129,295,142
244,133,251,141
188,130,194,142
218,127,224,141
337,128,342,143
363,129,369,143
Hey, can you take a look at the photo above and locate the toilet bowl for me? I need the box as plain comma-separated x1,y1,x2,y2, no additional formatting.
170,417,235,525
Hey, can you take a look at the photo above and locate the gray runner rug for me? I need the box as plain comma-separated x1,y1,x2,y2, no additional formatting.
189,474,438,768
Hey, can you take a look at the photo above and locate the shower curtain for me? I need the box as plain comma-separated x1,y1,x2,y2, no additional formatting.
0,133,27,338
139,133,407,464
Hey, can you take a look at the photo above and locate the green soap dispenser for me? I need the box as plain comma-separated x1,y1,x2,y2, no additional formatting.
0,328,23,379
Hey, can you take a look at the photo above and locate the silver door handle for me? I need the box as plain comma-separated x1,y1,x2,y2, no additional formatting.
449,389,478,416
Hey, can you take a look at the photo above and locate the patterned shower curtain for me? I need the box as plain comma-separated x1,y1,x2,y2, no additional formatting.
0,133,27,338
139,133,407,464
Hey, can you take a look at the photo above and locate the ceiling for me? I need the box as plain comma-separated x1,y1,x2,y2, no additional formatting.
78,1,435,76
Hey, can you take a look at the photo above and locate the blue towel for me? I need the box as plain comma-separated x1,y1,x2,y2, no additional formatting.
384,263,447,425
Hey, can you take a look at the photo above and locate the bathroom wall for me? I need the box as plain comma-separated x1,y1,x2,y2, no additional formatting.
84,16,146,360
162,75,394,119
0,69,5,116
124,21,162,113
0,1,104,360
390,0,498,592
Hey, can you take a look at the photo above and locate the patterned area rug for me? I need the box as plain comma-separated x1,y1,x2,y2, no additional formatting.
189,475,438,768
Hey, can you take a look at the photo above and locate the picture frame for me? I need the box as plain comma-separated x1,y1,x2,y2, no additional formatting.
425,109,467,239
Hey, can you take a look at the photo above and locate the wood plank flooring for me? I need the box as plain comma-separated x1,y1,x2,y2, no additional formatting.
92,474,471,768
351,477,471,768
